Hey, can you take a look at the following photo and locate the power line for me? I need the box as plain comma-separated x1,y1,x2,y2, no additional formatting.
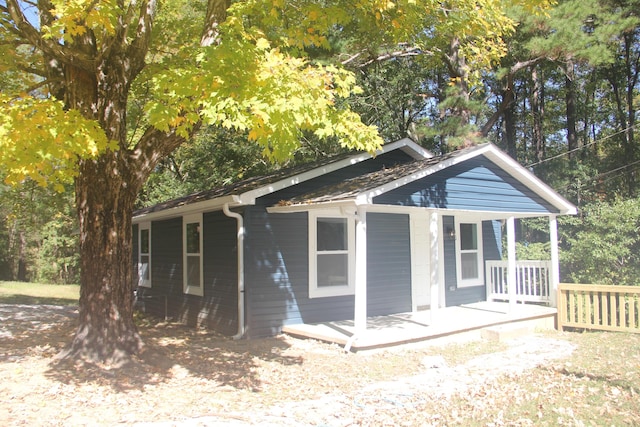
558,158,640,191
526,123,640,168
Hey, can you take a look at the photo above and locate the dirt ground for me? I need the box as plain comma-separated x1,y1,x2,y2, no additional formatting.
0,304,577,426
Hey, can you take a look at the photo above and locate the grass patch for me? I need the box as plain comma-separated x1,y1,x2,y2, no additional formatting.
0,281,79,305
428,331,640,426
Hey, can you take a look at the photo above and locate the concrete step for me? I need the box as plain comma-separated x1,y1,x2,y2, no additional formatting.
481,323,532,342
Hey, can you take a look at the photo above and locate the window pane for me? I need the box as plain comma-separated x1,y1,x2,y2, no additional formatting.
140,229,149,254
186,255,200,288
186,222,200,254
140,255,150,280
317,253,348,287
317,218,347,251
461,253,479,280
460,223,477,250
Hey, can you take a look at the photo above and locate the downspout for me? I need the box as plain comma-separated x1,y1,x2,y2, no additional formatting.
223,203,245,339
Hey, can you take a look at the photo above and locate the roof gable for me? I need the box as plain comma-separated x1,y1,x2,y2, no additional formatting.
271,144,577,216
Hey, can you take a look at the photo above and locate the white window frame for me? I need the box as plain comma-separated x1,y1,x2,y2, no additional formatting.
455,219,484,288
183,213,204,296
137,222,151,288
308,211,356,298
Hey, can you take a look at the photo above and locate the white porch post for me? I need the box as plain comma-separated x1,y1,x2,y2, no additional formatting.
429,211,440,324
354,205,368,334
506,216,517,313
549,215,560,307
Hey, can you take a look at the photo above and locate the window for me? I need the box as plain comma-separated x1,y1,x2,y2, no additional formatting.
138,222,151,288
456,221,484,287
183,214,203,296
309,213,355,298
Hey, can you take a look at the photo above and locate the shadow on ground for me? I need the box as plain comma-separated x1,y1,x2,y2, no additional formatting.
0,304,303,393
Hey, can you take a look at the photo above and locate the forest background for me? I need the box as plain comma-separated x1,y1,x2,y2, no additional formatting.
1,0,639,288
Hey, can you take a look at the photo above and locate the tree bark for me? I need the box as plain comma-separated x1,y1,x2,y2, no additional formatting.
531,65,546,164
503,83,517,158
445,37,471,127
565,59,578,159
60,154,143,365
622,32,638,196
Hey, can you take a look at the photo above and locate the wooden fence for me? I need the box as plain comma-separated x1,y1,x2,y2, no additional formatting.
557,283,640,333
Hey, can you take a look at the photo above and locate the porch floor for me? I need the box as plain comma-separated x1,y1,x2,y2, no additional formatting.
282,302,557,352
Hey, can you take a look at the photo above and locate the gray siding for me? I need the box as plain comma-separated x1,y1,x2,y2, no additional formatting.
136,218,183,321
367,213,412,316
374,156,558,213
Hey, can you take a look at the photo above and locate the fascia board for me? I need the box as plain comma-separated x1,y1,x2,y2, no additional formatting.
267,200,358,214
392,137,434,159
132,195,241,223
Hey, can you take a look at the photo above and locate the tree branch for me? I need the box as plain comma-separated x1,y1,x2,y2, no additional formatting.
480,57,547,137
342,46,431,69
125,0,157,76
128,123,200,187
201,0,231,46
6,0,96,72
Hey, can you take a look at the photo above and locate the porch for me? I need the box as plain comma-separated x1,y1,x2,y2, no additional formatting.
282,301,557,352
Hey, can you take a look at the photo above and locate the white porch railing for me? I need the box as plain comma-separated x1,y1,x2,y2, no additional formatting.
485,260,553,304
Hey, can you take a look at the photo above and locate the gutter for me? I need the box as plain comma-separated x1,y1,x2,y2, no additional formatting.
223,203,246,340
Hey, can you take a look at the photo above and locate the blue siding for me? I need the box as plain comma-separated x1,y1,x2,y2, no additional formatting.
444,218,502,307
244,207,355,338
367,213,412,316
132,224,139,279
137,218,184,319
483,220,502,262
200,211,238,335
150,218,183,295
137,214,239,336
373,155,558,214
442,216,459,307
243,209,414,337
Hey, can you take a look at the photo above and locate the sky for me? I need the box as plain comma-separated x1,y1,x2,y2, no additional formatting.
1,1,40,27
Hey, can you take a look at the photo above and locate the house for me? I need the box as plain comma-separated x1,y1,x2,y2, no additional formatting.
132,138,577,341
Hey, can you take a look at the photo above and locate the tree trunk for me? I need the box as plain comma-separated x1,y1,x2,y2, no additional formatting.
56,25,147,364
503,89,517,158
446,37,472,127
531,66,546,164
17,230,28,282
60,154,143,365
565,59,578,159
622,32,638,196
